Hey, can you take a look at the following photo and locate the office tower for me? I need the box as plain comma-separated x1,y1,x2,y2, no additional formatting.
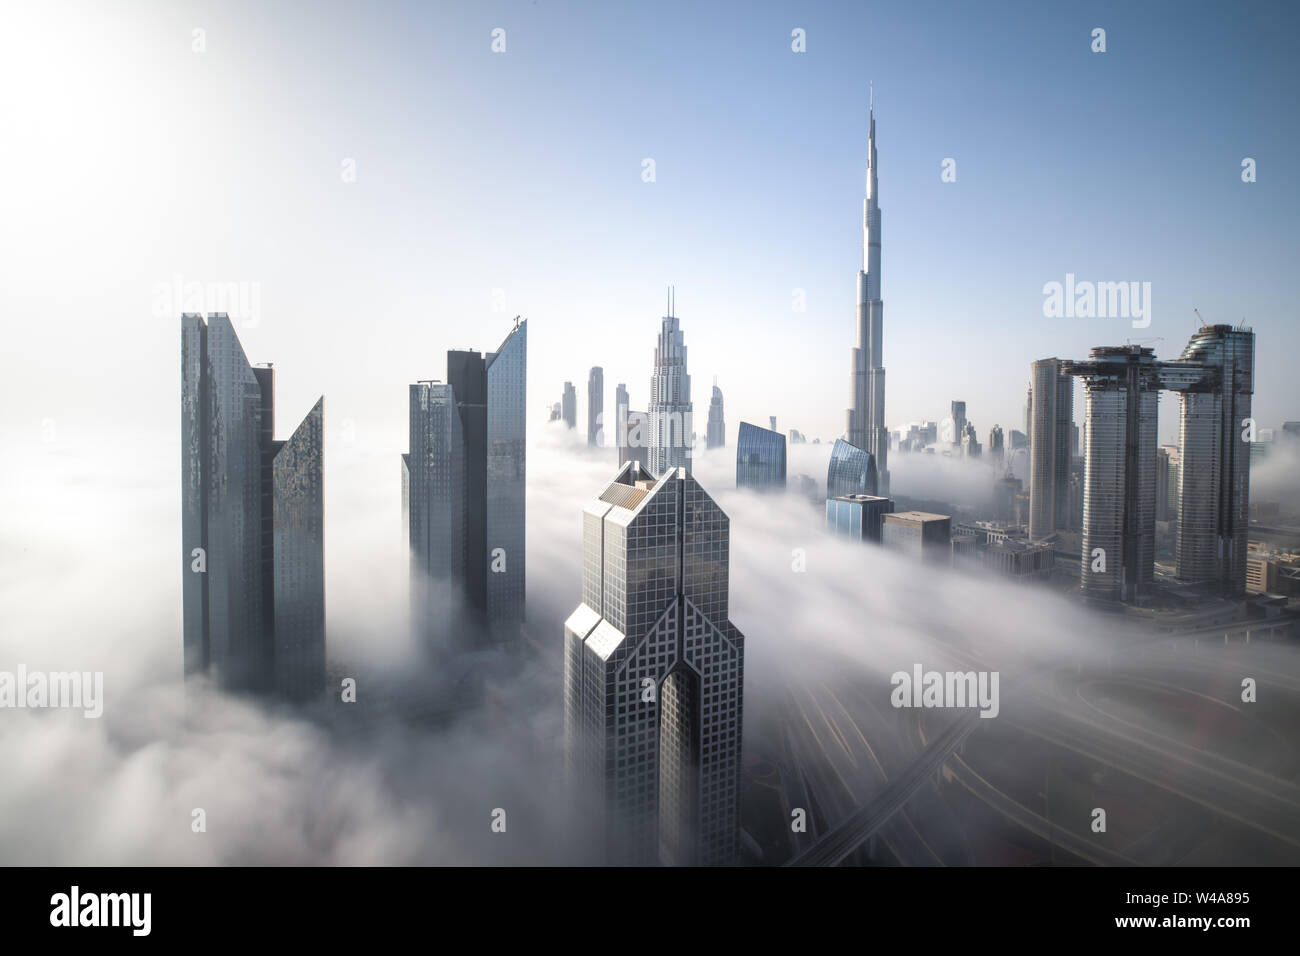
615,382,630,459
562,382,577,430
549,402,561,422
1009,429,1028,450
1071,422,1081,458
406,320,526,642
619,408,651,470
1028,358,1074,540
735,421,787,491
826,494,894,542
827,438,878,499
563,463,745,865
1169,325,1255,594
882,512,952,564
993,475,1022,523
1063,346,1159,602
789,429,806,444
989,425,1005,466
588,366,604,447
407,381,465,644
847,96,890,496
181,312,325,700
1164,447,1185,522
950,401,967,450
649,289,693,474
706,382,725,449
769,416,777,432
961,421,980,458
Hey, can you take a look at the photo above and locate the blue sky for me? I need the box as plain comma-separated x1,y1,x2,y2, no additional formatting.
1,0,1297,452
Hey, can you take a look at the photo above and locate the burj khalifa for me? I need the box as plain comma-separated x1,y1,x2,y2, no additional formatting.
846,93,889,496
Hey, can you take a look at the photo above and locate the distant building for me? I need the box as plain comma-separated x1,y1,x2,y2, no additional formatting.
988,425,1004,466
883,511,952,564
1156,445,1181,523
983,538,1054,582
648,291,693,475
706,382,725,449
950,401,967,451
1029,358,1074,541
562,382,577,430
826,494,894,542
961,421,981,458
588,366,604,447
1009,429,1028,450
549,402,561,422
993,475,1022,524
736,421,787,491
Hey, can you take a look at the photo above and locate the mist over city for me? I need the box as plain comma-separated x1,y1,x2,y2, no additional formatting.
2,6,1299,935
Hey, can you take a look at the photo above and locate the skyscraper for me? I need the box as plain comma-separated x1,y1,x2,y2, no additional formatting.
1065,346,1160,602
649,289,693,475
615,382,629,458
181,312,325,700
950,400,967,451
707,381,725,449
989,424,1005,467
1156,445,1180,523
1029,358,1074,540
564,463,745,865
1170,325,1254,594
735,421,787,491
847,96,889,496
406,320,526,642
562,382,577,430
826,437,878,499
588,366,604,447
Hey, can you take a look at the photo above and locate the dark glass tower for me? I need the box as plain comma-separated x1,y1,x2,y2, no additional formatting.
826,437,878,499
735,421,787,491
181,312,325,700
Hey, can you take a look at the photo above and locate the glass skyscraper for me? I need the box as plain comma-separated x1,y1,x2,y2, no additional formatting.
181,312,325,700
826,437,878,499
706,382,725,449
587,366,604,447
564,463,744,865
735,421,786,491
1029,358,1074,540
405,320,526,644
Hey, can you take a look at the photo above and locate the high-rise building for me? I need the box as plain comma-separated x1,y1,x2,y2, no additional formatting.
588,366,604,448
619,408,651,471
564,463,745,865
562,382,577,430
847,96,889,496
181,313,325,700
649,289,693,475
615,382,630,457
826,494,894,542
706,382,725,449
1064,346,1160,602
406,320,526,642
1009,429,1028,450
950,401,967,451
735,421,787,491
826,437,878,499
882,511,952,564
989,425,1005,467
960,421,980,458
1029,358,1074,540
1169,325,1254,594
549,402,561,422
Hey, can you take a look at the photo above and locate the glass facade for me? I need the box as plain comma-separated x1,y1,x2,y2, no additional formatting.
273,398,325,702
407,382,464,645
735,421,787,491
486,320,527,633
826,494,894,542
181,312,324,697
826,438,877,499
564,464,744,865
649,312,693,475
1029,358,1074,540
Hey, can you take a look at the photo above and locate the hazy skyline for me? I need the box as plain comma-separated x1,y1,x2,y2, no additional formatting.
3,0,1298,462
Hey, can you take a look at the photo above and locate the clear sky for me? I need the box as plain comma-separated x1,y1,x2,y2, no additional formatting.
1,0,1297,454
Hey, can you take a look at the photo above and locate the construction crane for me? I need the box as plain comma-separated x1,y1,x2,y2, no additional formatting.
1193,308,1206,328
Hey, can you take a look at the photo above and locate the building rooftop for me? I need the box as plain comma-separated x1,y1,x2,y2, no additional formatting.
887,510,950,522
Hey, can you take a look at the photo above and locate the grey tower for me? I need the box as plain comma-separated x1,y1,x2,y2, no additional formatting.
564,463,745,865
1064,347,1160,603
615,383,630,458
588,366,604,448
1170,325,1254,594
826,437,878,499
847,94,889,496
562,382,577,430
950,401,967,450
1029,358,1074,540
406,320,526,642
181,312,325,700
649,289,693,475
707,381,725,449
